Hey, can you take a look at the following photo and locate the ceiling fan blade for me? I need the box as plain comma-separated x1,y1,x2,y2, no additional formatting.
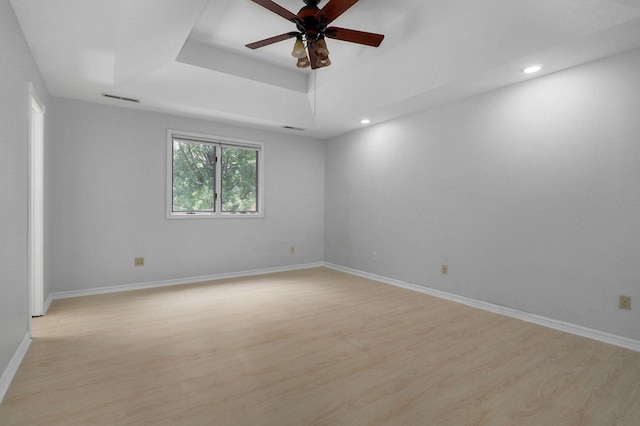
246,32,299,49
250,0,299,23
325,27,384,47
315,0,359,26
308,39,320,70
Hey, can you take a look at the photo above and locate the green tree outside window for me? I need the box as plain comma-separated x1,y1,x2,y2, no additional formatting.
171,137,260,215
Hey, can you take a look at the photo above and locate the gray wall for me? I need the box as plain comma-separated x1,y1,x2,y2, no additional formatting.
325,48,640,341
0,0,50,380
49,99,325,292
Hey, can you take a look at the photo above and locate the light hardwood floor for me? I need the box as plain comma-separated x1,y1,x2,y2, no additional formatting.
1,267,639,425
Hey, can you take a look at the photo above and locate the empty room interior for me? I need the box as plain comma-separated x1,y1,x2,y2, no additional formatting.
2,0,640,424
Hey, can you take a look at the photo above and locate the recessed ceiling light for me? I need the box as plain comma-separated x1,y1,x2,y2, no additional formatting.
360,118,371,124
523,65,543,74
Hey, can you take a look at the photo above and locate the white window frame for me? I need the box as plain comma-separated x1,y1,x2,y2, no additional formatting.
167,130,264,219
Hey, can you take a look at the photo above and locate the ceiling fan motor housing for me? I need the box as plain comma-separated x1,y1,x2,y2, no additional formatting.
297,3,323,41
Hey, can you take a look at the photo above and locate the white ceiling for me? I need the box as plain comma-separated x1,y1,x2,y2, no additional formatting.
10,0,640,139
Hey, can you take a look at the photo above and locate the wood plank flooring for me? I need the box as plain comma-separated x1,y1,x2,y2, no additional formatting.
1,267,639,425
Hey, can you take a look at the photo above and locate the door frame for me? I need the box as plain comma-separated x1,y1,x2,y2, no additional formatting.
28,82,45,319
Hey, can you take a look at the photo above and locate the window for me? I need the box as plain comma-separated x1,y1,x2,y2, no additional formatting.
167,130,264,218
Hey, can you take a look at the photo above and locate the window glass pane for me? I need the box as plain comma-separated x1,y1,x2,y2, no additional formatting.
172,140,215,212
221,146,258,212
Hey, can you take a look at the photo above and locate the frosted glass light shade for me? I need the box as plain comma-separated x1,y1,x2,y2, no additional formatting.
314,38,329,58
296,56,310,68
316,56,331,68
291,39,307,59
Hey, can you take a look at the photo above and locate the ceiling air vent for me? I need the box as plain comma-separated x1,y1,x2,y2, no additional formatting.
282,125,304,131
102,93,140,103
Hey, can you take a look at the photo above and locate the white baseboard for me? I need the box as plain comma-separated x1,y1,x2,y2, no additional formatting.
326,263,640,353
47,262,326,302
0,332,31,404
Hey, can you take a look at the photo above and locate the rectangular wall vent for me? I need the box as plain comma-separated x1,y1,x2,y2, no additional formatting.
102,93,140,103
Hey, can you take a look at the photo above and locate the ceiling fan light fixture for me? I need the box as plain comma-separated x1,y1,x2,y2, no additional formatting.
291,37,307,58
296,56,311,68
314,37,330,58
316,56,331,68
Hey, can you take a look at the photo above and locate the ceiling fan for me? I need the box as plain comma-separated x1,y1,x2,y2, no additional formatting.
246,0,385,69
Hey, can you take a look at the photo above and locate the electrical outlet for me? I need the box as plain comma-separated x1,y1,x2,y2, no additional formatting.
441,264,448,275
290,245,295,254
134,257,144,267
619,295,631,310
372,251,378,262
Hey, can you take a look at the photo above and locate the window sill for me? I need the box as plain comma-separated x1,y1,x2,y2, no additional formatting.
167,212,264,220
